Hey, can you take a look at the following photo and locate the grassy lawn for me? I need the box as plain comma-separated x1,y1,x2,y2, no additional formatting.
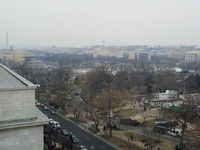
123,131,177,150
101,130,178,150
102,135,145,150
124,131,161,145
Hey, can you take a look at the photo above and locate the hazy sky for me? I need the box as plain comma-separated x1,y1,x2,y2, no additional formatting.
0,0,200,47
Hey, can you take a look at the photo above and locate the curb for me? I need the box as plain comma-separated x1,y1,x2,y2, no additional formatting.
56,112,122,150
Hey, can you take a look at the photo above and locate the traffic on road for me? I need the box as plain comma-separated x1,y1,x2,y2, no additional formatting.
37,103,118,150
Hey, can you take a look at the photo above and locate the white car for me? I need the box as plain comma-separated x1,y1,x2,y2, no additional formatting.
80,145,87,150
52,121,61,127
168,128,182,137
54,122,61,128
49,120,61,128
44,106,49,110
35,102,41,106
48,119,54,124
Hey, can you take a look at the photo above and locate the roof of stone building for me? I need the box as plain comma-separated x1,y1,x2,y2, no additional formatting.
0,64,48,128
0,64,37,89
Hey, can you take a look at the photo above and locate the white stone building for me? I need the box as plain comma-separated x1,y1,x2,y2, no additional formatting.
0,64,48,150
148,90,183,108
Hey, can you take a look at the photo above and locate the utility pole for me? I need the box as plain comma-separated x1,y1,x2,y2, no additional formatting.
108,96,112,136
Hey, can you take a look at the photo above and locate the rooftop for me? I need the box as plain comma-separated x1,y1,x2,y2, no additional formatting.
0,64,37,89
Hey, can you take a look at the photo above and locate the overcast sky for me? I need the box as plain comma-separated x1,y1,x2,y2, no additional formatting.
0,0,199,47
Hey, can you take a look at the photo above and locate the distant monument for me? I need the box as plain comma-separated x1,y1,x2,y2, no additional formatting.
0,64,48,150
6,32,9,50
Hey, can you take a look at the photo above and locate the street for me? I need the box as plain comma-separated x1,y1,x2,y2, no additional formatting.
39,107,118,150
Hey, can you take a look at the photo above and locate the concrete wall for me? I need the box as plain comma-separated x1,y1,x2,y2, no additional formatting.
0,89,37,122
0,126,43,150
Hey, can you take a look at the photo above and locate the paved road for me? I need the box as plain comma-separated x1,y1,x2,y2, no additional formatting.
39,107,118,150
119,124,194,143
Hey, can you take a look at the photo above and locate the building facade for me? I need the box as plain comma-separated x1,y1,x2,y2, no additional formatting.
134,52,151,63
0,64,48,150
185,51,200,64
144,90,183,108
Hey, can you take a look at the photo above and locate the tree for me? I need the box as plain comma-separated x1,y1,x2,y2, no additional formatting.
154,71,178,91
81,67,113,102
14,63,73,111
89,108,101,132
185,75,200,92
113,71,131,90
92,89,133,136
165,99,198,148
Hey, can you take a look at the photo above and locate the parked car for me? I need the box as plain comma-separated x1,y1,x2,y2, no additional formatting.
48,118,54,122
35,102,41,106
153,126,169,134
79,145,88,150
50,110,56,115
120,119,140,126
168,128,182,137
154,120,178,128
49,120,61,128
44,106,49,111
72,135,80,144
61,129,69,136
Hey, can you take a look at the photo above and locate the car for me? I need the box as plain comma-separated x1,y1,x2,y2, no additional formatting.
61,129,69,136
153,126,169,134
53,121,61,128
44,106,49,111
79,145,88,150
168,128,182,137
48,118,54,123
49,120,61,128
50,111,56,115
35,102,41,106
154,120,178,128
72,135,80,144
48,118,54,122
167,130,177,136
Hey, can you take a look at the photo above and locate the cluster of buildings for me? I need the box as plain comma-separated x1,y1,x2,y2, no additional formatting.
144,90,200,109
24,56,58,71
133,51,152,63
147,90,181,108
86,47,155,63
185,51,200,64
184,51,200,70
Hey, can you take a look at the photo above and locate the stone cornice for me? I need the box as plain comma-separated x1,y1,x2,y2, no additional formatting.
0,87,36,92
0,117,48,131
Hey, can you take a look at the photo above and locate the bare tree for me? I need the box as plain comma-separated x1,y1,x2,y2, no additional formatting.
164,98,198,148
92,89,133,136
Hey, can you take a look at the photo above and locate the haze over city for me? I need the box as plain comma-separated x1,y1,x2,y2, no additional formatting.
0,0,200,47
1,1,200,150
